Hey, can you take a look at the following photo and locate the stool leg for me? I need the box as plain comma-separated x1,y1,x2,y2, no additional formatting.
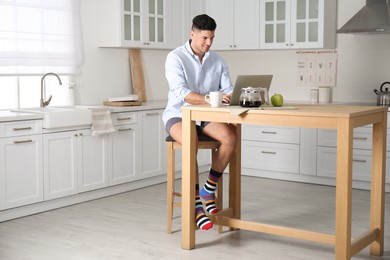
217,173,223,233
167,143,175,234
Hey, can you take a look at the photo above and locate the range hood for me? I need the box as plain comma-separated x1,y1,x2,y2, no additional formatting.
337,0,390,34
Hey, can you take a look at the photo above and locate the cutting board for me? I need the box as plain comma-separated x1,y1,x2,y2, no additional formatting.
128,49,147,102
103,100,142,106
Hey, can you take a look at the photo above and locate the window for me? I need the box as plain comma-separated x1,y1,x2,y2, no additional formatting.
0,0,83,109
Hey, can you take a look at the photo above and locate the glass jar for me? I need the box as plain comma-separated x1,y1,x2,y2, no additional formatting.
239,87,262,107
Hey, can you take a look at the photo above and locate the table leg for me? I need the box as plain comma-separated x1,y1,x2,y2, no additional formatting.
181,109,197,250
229,124,241,223
335,119,353,259
370,112,387,256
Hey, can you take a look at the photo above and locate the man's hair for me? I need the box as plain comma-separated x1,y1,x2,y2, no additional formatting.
192,14,217,31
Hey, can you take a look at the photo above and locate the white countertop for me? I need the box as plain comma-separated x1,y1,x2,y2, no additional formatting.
0,100,168,123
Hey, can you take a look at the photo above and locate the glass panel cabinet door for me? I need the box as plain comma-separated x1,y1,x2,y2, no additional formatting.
147,0,166,45
291,0,323,48
260,0,291,49
123,0,142,42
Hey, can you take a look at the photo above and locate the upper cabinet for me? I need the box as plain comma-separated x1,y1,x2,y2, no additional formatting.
97,0,171,49
205,0,260,50
260,0,336,49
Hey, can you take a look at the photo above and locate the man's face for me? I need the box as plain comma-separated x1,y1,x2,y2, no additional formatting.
190,29,215,56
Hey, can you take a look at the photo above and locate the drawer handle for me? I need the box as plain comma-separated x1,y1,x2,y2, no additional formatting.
261,151,276,155
13,127,32,131
13,139,33,144
261,131,277,134
353,136,367,141
117,117,132,121
118,128,133,131
353,159,367,163
146,112,159,116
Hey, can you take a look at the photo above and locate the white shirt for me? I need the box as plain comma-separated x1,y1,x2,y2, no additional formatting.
162,40,233,128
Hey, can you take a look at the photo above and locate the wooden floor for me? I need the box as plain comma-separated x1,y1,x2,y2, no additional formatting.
0,175,389,260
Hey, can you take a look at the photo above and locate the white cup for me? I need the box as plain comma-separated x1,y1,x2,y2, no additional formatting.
205,91,223,107
319,86,331,103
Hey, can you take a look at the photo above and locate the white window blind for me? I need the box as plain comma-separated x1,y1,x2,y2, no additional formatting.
0,0,83,75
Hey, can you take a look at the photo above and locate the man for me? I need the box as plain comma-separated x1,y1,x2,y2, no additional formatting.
162,14,237,230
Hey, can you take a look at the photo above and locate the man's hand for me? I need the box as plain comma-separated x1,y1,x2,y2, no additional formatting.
222,94,231,104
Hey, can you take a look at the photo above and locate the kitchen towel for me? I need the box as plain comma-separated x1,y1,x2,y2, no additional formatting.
228,106,250,116
91,108,115,136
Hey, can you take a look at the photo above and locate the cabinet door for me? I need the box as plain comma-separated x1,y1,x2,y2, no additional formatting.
0,135,43,209
108,124,139,185
205,0,234,50
139,110,165,179
43,132,78,200
78,130,108,192
233,0,260,49
206,0,259,50
146,0,169,48
260,0,291,49
290,0,323,48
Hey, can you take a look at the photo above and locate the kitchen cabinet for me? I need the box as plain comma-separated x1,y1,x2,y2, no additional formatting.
97,0,171,49
205,0,260,50
242,125,300,174
43,129,108,200
0,120,43,210
139,110,165,179
108,112,139,185
317,124,390,183
259,0,336,49
176,0,206,45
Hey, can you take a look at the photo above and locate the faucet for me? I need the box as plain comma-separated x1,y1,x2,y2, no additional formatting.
40,72,62,107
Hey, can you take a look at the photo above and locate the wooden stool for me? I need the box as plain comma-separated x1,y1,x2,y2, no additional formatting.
166,134,222,234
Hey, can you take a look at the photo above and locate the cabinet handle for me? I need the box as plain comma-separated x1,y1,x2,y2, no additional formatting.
117,117,132,121
261,151,276,155
13,139,33,144
118,128,133,131
353,159,367,163
13,127,32,131
74,134,78,137
146,112,159,116
261,131,277,134
353,136,367,141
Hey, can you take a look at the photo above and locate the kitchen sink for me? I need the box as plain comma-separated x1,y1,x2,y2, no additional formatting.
12,106,92,129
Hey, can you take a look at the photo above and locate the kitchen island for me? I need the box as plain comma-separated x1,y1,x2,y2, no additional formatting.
181,104,387,259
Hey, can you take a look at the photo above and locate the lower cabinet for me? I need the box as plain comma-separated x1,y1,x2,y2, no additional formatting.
108,114,139,185
139,110,165,179
241,125,300,175
0,135,43,209
43,129,108,200
317,125,390,183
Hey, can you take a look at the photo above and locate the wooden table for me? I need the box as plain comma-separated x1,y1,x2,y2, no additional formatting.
181,104,387,259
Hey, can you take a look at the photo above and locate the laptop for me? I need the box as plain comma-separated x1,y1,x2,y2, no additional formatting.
229,75,273,106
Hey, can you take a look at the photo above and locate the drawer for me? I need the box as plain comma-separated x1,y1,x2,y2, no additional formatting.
317,147,390,182
0,120,42,137
111,112,137,126
242,125,300,144
242,140,299,173
318,127,390,151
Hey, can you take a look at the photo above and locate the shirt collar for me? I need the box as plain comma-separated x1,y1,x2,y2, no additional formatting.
185,40,210,61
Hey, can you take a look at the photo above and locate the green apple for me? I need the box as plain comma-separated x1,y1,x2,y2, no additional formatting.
271,93,284,107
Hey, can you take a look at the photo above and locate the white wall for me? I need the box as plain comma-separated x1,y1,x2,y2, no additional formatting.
78,0,390,105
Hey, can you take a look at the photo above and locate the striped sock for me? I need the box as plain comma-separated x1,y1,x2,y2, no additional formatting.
195,185,213,230
200,168,222,214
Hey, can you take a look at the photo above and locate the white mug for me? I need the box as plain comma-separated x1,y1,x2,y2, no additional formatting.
205,91,223,107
